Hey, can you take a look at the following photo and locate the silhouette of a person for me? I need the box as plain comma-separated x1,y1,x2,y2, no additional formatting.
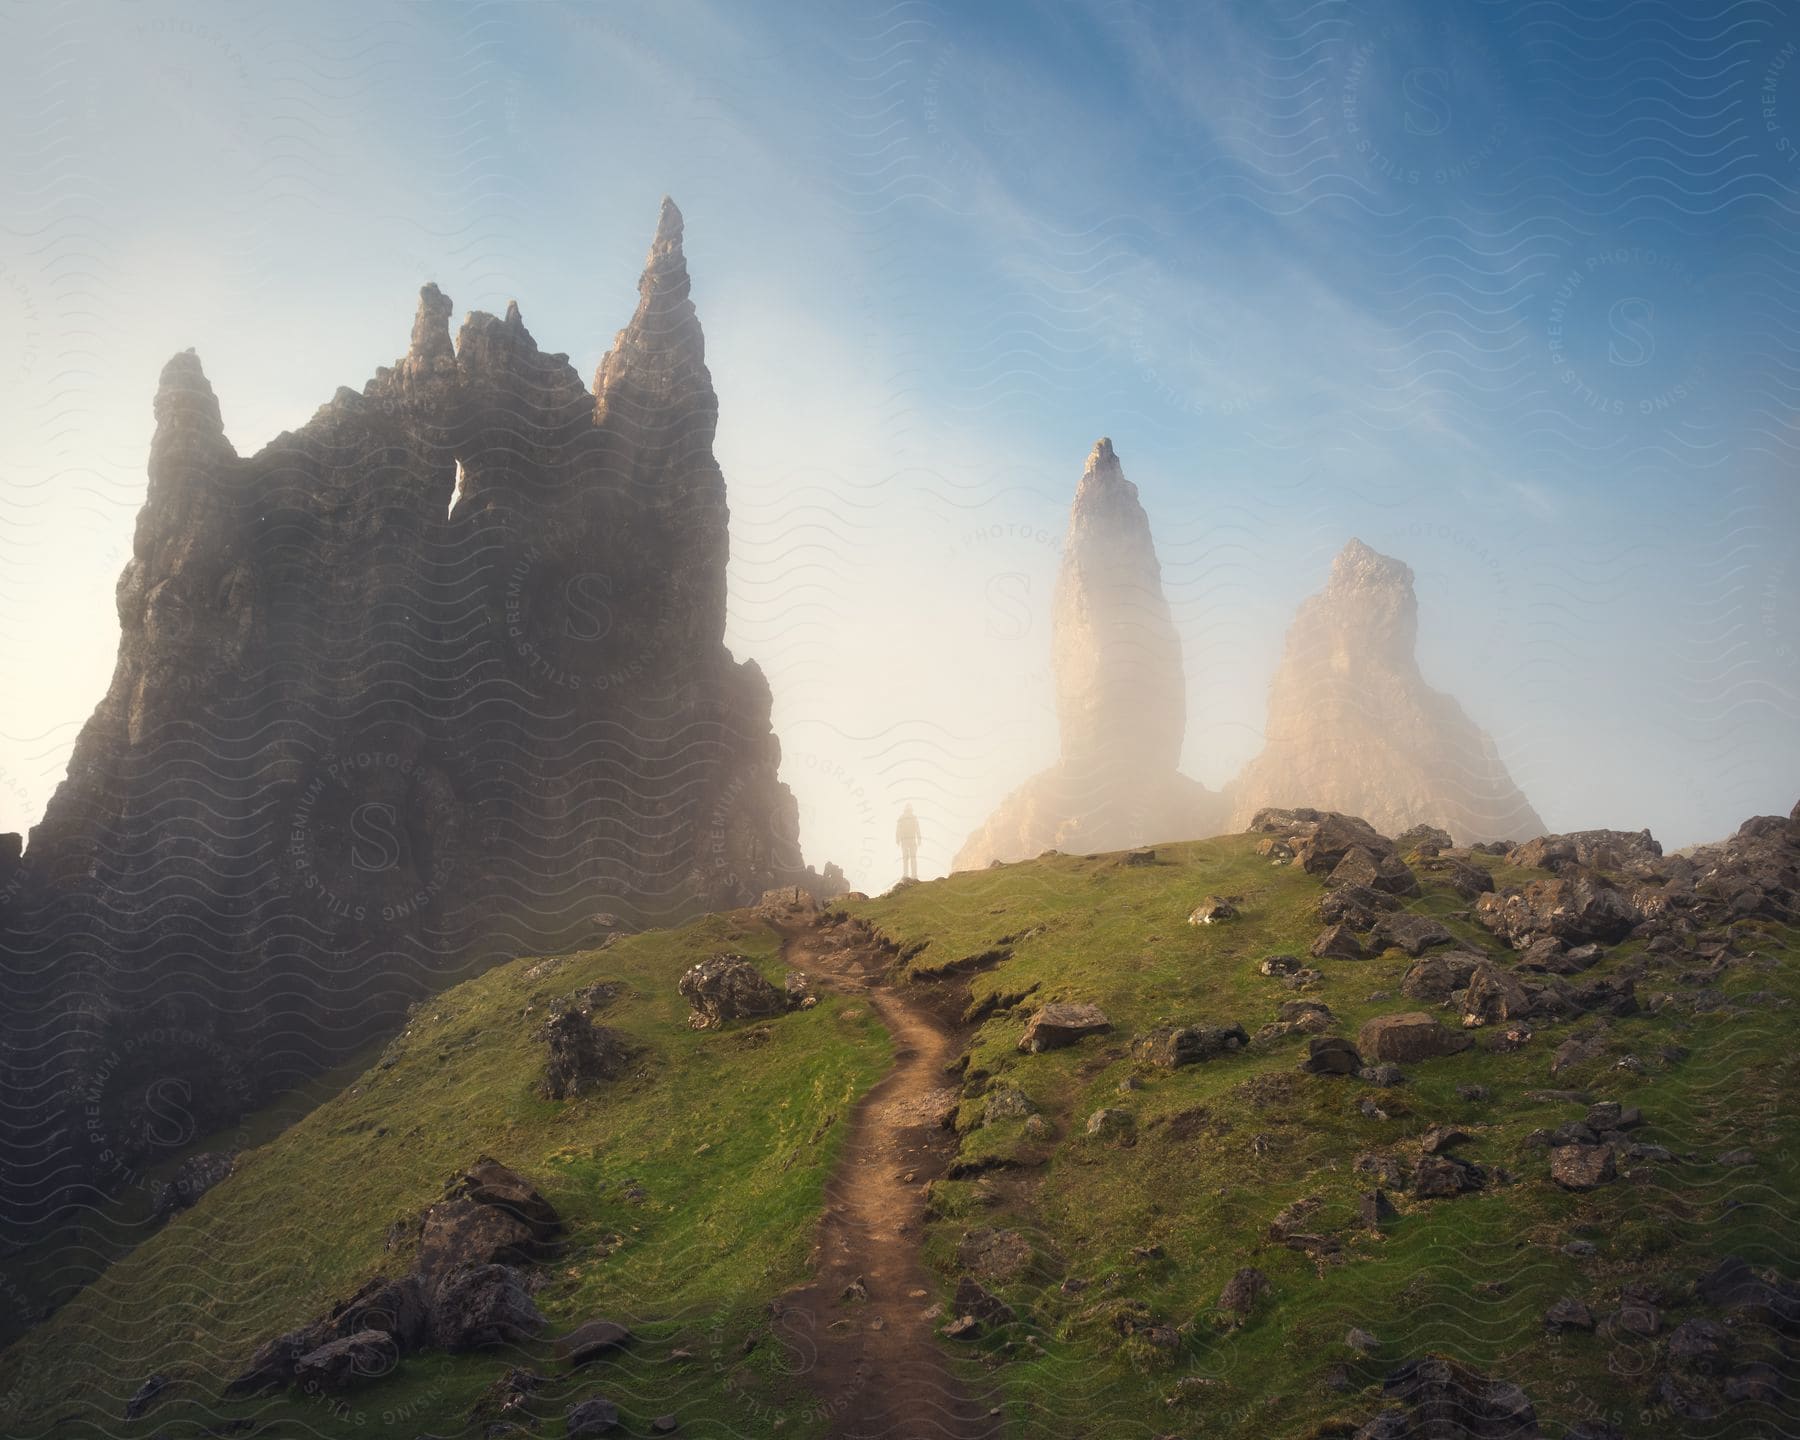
896,804,921,881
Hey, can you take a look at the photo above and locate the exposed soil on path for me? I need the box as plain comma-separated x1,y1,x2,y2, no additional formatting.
770,905,1003,1440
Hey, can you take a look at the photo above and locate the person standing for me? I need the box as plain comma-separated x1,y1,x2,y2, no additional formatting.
896,804,921,881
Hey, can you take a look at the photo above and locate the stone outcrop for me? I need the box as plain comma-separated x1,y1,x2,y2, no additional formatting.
954,440,1224,868
0,200,829,1227
1227,540,1543,846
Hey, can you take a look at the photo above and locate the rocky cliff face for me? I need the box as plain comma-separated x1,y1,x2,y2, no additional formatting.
1227,538,1543,845
0,200,826,1228
955,440,1224,869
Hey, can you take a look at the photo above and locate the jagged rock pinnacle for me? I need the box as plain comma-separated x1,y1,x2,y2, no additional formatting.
153,349,225,433
1227,537,1543,843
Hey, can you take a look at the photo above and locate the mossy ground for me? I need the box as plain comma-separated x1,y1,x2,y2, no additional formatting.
0,911,890,1439
848,838,1799,1439
1,834,1794,1439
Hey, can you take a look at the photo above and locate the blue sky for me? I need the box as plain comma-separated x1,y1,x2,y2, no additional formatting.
1,0,1797,886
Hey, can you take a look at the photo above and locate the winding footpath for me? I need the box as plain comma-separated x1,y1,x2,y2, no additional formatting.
771,912,1002,1440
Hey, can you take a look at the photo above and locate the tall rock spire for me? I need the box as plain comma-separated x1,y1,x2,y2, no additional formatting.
1053,437,1187,774
954,438,1223,870
1226,538,1544,844
590,196,728,649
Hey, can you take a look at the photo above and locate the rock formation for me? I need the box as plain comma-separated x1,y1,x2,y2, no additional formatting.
1227,539,1543,845
0,199,826,1228
954,439,1224,868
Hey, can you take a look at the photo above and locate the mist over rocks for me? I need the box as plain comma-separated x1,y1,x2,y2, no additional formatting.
955,439,1225,869
1227,538,1544,846
0,200,827,1225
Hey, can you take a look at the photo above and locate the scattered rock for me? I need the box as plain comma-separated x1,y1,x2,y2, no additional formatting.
1219,1266,1270,1317
417,1158,562,1277
151,1151,235,1219
123,1374,168,1420
1260,954,1304,976
1664,1317,1732,1375
1549,1144,1617,1191
538,1008,630,1099
955,1275,1015,1326
1474,869,1641,949
1360,1189,1398,1229
293,1330,399,1393
1543,1297,1595,1332
567,1396,621,1437
1412,1153,1485,1198
1299,1036,1364,1076
1132,1022,1250,1068
1188,895,1239,924
1400,951,1484,1003
1370,912,1453,957
1311,923,1367,961
1086,1107,1136,1141
1377,1355,1537,1438
982,1084,1038,1123
1358,1012,1472,1064
1346,1327,1381,1355
429,1263,548,1351
1019,1001,1112,1053
678,955,789,1029
941,1314,981,1341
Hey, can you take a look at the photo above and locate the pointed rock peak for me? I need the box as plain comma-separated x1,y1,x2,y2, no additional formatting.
1083,436,1122,479
504,299,524,330
409,283,454,362
1329,537,1414,593
592,195,709,417
154,348,224,431
655,194,684,250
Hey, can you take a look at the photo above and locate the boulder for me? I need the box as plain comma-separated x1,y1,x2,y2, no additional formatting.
1549,1144,1617,1191
1219,1266,1270,1316
567,1396,622,1437
1187,895,1239,924
1328,845,1421,897
1379,1355,1537,1437
1543,1297,1595,1332
1370,913,1454,958
538,1009,630,1099
1085,1107,1136,1141
292,1330,399,1393
1018,1001,1111,1053
1299,1035,1363,1076
553,1318,633,1366
1665,1317,1732,1375
226,1322,335,1394
1458,962,1537,1026
123,1374,168,1420
1311,924,1367,961
330,1273,430,1353
1416,854,1494,900
1131,1022,1249,1069
416,1159,561,1277
1358,1013,1471,1064
982,1085,1038,1123
151,1150,235,1219
1320,883,1401,927
1395,825,1453,856
954,1275,1015,1326
1473,868,1641,948
1412,1154,1485,1198
1400,951,1483,1003
427,1264,548,1351
1260,954,1304,976
678,954,788,1029
1509,829,1662,874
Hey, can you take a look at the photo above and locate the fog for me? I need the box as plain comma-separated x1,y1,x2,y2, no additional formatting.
2,1,1797,897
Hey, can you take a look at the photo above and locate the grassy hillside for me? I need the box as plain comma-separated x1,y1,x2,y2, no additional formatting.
1,829,1795,1438
0,910,891,1438
847,837,1799,1438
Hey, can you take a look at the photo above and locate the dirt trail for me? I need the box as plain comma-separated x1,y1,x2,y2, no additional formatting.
771,910,1002,1440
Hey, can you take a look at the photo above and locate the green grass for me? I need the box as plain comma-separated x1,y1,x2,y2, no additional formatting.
0,910,890,1438
3,834,1795,1439
847,837,1800,1439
